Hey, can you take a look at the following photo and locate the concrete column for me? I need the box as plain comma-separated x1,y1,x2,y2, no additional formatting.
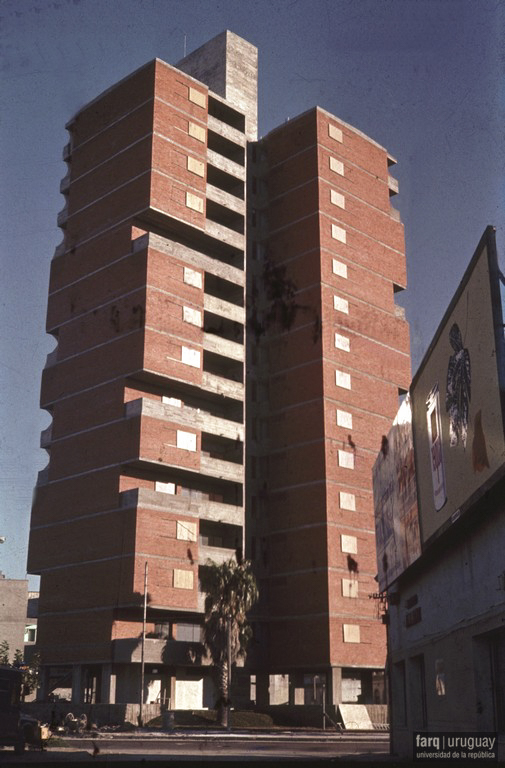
328,666,342,707
71,664,82,704
255,672,270,707
100,664,116,704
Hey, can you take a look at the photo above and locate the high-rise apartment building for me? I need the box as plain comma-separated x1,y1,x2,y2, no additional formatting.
28,31,410,711
247,110,410,708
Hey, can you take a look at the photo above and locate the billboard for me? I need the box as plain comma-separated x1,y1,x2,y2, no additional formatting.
411,227,505,547
373,394,421,591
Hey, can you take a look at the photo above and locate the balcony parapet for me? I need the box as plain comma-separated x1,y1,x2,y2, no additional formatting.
202,371,243,401
112,637,210,665
203,333,244,362
125,397,244,442
206,184,245,216
40,424,52,449
207,149,245,182
147,233,245,287
207,115,246,148
120,488,244,527
205,220,244,251
198,543,237,566
200,455,243,483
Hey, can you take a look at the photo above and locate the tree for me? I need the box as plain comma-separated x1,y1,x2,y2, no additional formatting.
0,639,9,665
203,558,258,727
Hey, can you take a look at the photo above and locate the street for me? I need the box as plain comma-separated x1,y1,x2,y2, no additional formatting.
0,731,391,765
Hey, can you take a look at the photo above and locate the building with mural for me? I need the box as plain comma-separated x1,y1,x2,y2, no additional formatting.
373,227,505,758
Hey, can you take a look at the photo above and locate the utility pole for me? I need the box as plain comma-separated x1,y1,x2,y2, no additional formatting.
139,561,148,727
227,615,232,730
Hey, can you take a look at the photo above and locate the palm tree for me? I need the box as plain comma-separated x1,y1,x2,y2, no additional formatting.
203,557,258,727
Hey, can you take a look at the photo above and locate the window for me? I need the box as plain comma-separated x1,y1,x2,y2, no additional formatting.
173,569,194,590
342,578,358,598
329,124,343,143
332,259,347,278
335,333,350,352
329,156,344,175
330,189,345,209
340,492,356,511
338,450,354,469
187,156,205,177
155,481,176,494
183,306,202,326
188,87,206,108
188,122,206,142
183,267,203,289
186,192,204,213
337,409,353,429
176,520,197,542
177,622,203,642
333,296,349,314
335,370,351,390
181,346,200,368
331,223,346,243
343,624,360,643
176,430,197,451
341,534,357,554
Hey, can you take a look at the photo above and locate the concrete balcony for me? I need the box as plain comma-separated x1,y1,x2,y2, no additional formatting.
40,424,52,449
59,172,71,194
45,348,58,367
62,142,71,161
112,637,209,666
200,455,243,483
37,467,49,486
207,149,245,182
203,333,244,362
57,205,68,229
202,371,244,401
205,219,244,251
199,543,236,566
207,115,246,148
388,174,399,195
126,398,244,442
119,488,244,527
206,184,245,216
148,233,245,287
390,206,401,222
204,294,245,325
394,304,406,320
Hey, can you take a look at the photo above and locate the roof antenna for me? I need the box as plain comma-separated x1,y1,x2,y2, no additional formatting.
183,34,187,58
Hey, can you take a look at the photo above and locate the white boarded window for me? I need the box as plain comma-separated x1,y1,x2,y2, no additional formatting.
342,578,358,598
343,624,361,643
183,267,203,289
337,409,353,429
338,450,354,469
329,124,343,143
155,481,176,494
330,189,345,209
186,192,204,213
181,346,200,368
187,156,205,177
329,156,344,176
335,333,350,352
162,396,182,407
177,430,197,451
183,306,202,326
340,491,356,511
341,534,357,554
188,87,206,108
188,122,206,142
333,295,349,314
177,521,197,542
332,259,347,278
335,370,351,390
331,224,346,244
173,569,194,589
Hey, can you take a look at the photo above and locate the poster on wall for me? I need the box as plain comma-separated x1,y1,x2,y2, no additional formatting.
411,227,505,547
373,394,421,591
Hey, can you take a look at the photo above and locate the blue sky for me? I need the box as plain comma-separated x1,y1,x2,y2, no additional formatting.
1,0,503,585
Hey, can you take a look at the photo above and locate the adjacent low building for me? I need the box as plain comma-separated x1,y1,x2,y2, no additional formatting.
374,227,505,759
